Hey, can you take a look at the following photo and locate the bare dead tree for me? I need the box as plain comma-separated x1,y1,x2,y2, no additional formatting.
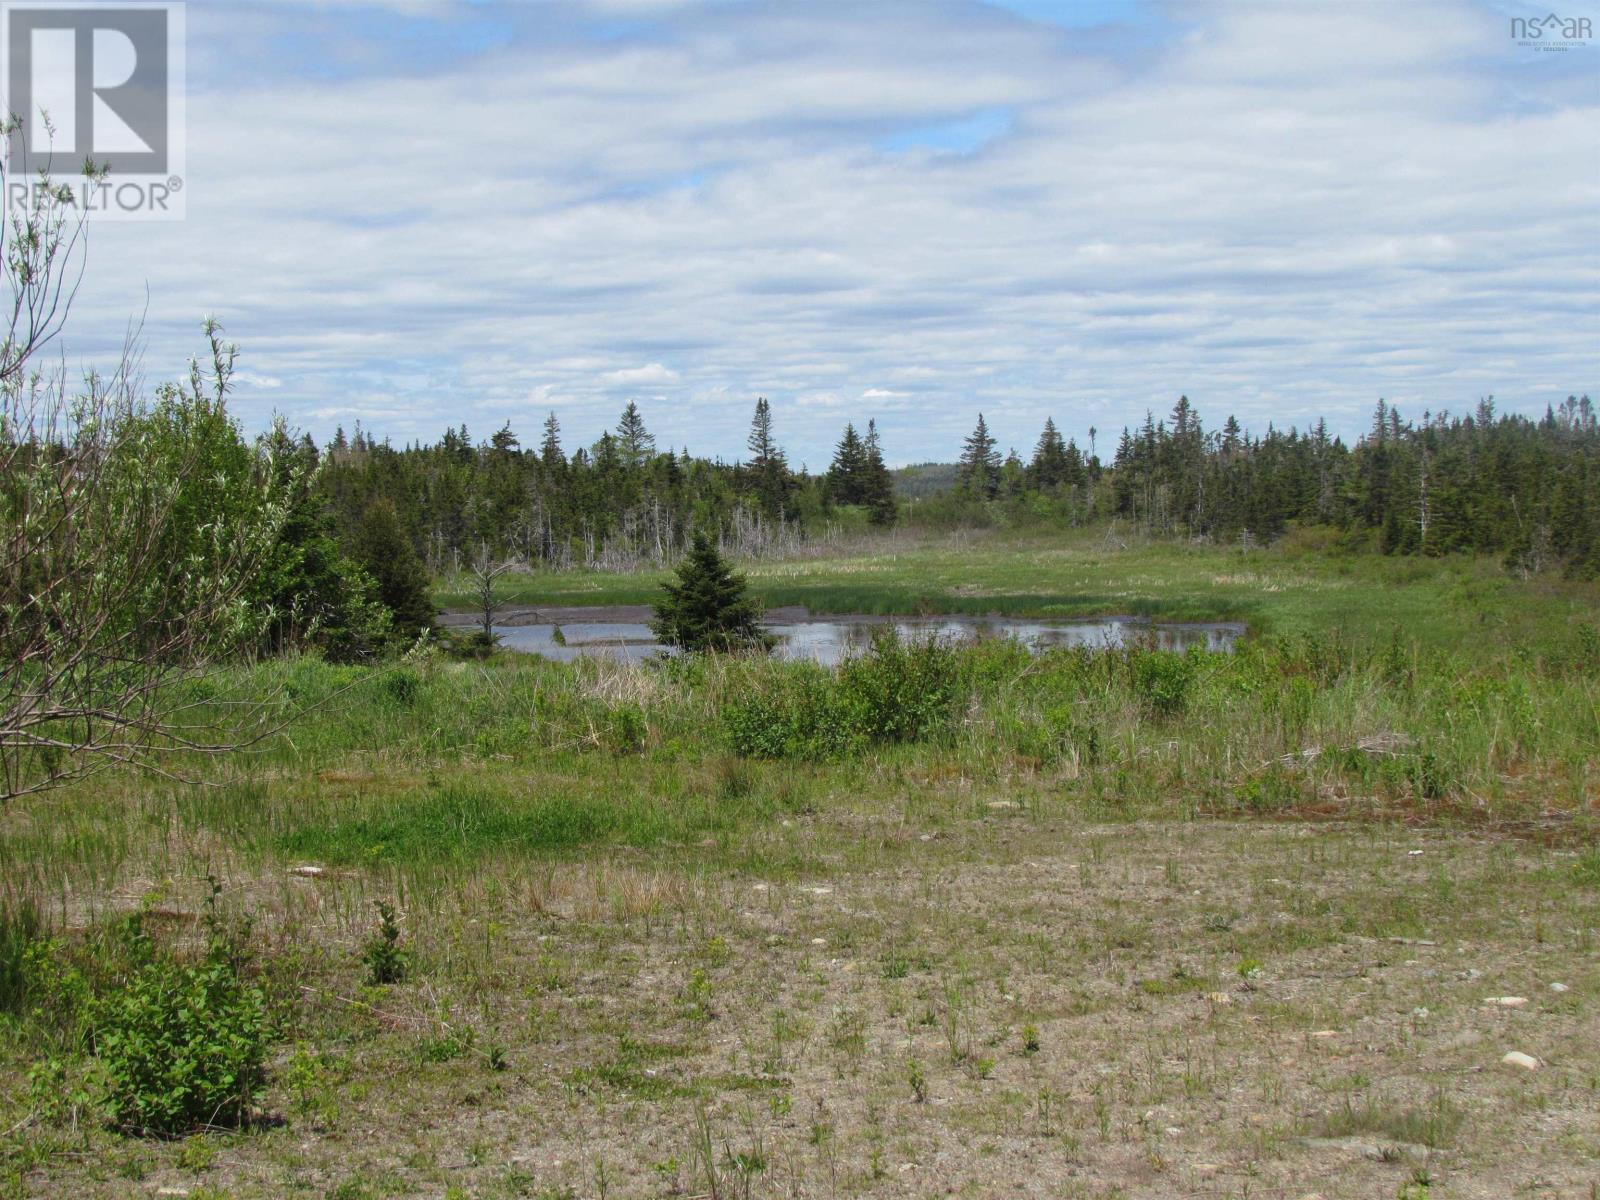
467,542,519,642
0,132,299,801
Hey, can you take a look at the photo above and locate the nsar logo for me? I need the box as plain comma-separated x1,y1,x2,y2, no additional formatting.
1510,12,1593,51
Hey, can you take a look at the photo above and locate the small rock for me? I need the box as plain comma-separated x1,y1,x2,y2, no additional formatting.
1408,849,1424,856
1483,996,1529,1008
1204,991,1232,1005
1412,1007,1431,1020
810,937,827,946
288,865,323,877
804,886,833,896
987,800,1020,810
1502,1050,1540,1071
1310,1029,1337,1039
1549,982,1569,994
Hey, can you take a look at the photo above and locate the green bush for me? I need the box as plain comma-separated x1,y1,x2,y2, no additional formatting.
381,668,422,707
837,630,964,744
1129,650,1195,717
90,892,270,1137
723,632,966,760
723,666,863,761
91,947,268,1136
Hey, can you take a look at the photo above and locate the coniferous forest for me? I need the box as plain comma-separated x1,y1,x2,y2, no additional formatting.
306,391,1600,620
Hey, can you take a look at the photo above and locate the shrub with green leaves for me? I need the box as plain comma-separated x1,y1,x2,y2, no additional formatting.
91,941,268,1136
837,630,964,744
723,631,966,760
1129,649,1196,717
723,665,864,760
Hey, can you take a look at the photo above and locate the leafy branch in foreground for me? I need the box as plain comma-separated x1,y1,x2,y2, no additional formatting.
0,323,301,799
0,142,303,800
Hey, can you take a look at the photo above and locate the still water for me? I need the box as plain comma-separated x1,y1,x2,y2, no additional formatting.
492,615,1242,666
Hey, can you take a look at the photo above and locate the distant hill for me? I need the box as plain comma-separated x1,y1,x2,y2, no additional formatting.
892,462,959,499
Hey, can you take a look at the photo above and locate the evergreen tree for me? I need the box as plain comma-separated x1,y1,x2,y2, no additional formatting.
1029,417,1068,489
650,530,769,652
617,402,655,468
745,397,790,520
862,420,897,526
490,422,519,453
353,498,436,640
958,414,1001,499
254,426,388,661
540,412,565,470
828,424,867,504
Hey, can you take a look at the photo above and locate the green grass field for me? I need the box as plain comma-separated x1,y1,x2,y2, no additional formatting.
2,529,1596,1198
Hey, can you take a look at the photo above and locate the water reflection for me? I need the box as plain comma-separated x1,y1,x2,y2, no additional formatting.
491,615,1242,666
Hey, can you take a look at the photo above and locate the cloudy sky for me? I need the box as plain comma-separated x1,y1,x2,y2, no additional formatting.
53,0,1600,467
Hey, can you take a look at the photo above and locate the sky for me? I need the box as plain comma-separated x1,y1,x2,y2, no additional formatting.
40,0,1600,468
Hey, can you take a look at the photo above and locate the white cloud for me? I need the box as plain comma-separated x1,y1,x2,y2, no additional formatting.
603,363,681,385
54,0,1599,464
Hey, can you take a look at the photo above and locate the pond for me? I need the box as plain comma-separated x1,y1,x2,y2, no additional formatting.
484,611,1243,666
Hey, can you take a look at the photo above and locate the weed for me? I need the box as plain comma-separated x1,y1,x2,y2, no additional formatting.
683,967,715,1022
908,1057,928,1103
361,901,408,986
1312,1088,1464,1149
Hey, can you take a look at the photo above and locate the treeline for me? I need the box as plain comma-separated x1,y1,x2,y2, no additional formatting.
313,400,897,576
945,394,1600,575
302,388,1600,619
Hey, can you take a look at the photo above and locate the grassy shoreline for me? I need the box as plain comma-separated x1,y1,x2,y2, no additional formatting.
436,527,1599,647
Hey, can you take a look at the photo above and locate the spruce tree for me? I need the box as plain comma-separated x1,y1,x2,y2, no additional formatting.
862,420,897,526
746,397,790,520
540,412,565,470
651,531,769,652
1030,417,1068,489
828,424,867,504
616,402,655,468
353,497,436,640
958,414,1001,499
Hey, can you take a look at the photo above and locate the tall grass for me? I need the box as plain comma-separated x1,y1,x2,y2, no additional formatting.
2,610,1593,915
